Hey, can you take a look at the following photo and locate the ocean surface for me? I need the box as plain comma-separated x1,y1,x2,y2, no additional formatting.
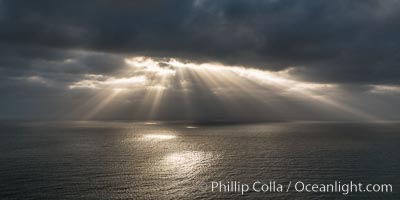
0,121,399,199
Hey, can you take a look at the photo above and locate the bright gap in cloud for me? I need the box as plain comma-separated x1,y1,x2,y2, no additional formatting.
68,56,335,93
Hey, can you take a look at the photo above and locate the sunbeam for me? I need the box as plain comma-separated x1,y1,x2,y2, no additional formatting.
67,56,382,121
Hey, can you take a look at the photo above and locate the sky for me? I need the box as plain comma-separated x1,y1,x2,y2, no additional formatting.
1,0,400,121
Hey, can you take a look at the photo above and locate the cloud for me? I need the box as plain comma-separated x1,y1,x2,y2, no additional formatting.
1,0,400,120
1,0,400,84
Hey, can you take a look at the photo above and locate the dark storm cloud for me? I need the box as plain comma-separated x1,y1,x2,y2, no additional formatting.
1,0,400,84
0,44,125,81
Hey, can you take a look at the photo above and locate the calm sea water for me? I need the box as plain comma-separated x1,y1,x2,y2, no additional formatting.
0,121,399,199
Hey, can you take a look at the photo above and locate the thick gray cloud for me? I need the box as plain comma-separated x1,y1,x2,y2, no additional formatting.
1,0,400,84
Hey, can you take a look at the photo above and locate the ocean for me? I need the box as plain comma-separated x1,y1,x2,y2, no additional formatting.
0,121,399,199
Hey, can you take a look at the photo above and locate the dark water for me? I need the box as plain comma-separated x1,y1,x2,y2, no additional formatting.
0,121,399,199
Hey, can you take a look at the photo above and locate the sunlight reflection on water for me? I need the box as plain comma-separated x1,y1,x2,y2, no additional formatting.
161,151,215,175
143,134,176,140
